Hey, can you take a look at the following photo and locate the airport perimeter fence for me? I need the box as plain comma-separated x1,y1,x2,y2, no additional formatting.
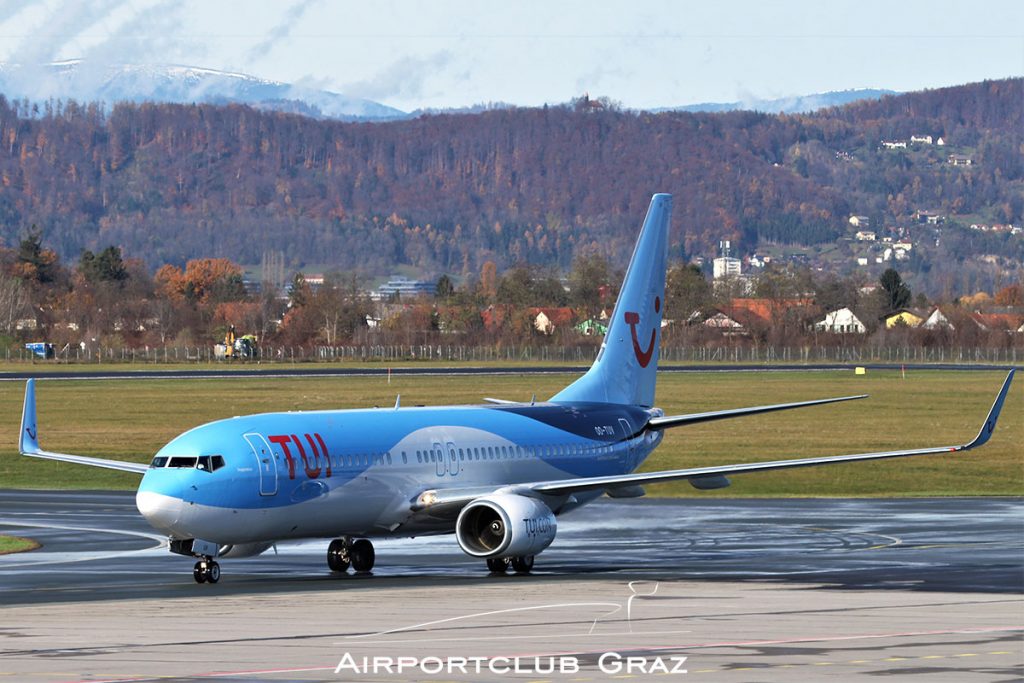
5,343,1022,365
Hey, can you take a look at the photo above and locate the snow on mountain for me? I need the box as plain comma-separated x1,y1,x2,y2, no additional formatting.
658,89,899,115
0,60,407,121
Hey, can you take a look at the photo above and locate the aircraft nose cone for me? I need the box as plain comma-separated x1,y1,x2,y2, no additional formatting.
136,490,184,533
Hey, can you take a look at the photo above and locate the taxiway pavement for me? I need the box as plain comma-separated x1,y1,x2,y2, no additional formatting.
1,492,1021,682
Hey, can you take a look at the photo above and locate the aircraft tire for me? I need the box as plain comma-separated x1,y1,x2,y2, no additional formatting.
193,561,207,584
350,539,375,573
327,539,351,572
207,561,221,584
486,557,509,573
511,555,534,573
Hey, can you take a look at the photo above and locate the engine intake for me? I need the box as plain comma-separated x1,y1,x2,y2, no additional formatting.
456,493,556,559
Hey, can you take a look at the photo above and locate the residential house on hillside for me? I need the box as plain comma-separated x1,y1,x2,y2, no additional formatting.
948,154,973,166
814,308,866,334
916,210,944,224
854,230,876,241
882,140,907,149
910,135,933,145
849,215,870,227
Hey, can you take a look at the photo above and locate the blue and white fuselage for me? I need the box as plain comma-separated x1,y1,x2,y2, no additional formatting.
137,402,662,544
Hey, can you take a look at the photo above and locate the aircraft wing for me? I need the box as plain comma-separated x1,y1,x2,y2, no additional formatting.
19,379,150,475
413,371,1013,511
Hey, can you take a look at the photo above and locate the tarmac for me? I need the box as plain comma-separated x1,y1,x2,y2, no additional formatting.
1,491,1021,682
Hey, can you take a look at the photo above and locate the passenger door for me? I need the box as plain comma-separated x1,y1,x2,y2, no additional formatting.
244,433,278,496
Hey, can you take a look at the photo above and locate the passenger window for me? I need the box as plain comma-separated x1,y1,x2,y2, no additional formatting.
386,453,392,465
402,451,408,464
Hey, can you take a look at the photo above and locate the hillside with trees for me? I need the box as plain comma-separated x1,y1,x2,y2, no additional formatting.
0,78,1020,297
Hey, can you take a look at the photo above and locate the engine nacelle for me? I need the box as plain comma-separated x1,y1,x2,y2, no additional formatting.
456,493,556,559
218,542,274,558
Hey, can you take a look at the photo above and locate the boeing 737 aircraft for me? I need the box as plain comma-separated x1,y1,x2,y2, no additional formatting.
19,194,1013,584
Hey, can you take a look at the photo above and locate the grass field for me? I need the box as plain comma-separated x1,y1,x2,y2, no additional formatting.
0,369,1019,496
0,534,40,554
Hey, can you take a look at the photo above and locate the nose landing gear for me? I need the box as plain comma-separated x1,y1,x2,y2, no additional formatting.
193,558,220,584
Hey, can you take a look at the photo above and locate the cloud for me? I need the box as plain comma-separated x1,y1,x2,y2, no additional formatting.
0,0,191,102
343,51,454,103
245,0,318,63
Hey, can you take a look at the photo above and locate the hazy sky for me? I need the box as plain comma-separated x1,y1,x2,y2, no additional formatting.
0,0,1021,111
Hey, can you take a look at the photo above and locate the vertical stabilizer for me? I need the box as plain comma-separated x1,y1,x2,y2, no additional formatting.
551,193,671,407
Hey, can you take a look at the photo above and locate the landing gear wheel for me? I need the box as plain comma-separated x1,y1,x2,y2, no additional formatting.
193,559,220,584
511,555,534,573
327,539,351,573
350,539,375,573
486,557,509,573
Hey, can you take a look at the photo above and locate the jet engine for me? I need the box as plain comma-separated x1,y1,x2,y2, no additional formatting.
218,542,274,558
456,493,556,559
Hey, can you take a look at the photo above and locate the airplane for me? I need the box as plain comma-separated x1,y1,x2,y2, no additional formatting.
18,194,1014,584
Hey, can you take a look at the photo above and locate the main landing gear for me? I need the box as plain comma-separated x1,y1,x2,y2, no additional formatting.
193,558,220,584
486,555,534,574
328,537,375,574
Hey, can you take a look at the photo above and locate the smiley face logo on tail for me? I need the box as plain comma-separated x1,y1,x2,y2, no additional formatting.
624,296,660,368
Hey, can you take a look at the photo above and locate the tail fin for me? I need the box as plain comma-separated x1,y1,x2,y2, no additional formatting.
551,193,671,407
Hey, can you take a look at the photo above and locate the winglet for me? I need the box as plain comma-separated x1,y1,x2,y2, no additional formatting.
964,369,1014,450
20,379,39,454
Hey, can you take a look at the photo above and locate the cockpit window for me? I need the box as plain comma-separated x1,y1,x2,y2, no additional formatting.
197,455,225,472
150,456,168,468
168,456,198,468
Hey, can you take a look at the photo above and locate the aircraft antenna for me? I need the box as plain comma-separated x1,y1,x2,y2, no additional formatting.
394,395,401,410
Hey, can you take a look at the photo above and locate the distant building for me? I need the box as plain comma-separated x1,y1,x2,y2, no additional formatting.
713,256,741,279
922,308,954,331
576,318,608,336
948,154,973,166
376,276,434,300
856,256,869,266
936,137,946,146
849,215,870,227
814,308,866,334
854,230,876,241
916,210,944,225
885,309,925,329
882,140,907,149
910,135,933,145
530,307,574,335
701,311,746,334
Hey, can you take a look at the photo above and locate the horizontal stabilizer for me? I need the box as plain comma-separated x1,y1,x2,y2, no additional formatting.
648,394,867,430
